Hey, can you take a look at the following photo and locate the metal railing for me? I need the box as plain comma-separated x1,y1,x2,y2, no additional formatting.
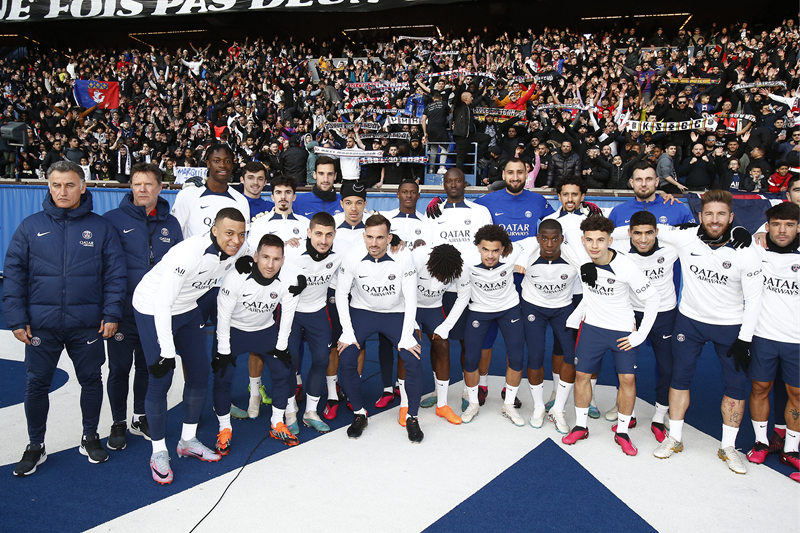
424,141,478,186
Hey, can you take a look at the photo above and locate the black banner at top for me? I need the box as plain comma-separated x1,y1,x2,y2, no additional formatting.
1,0,459,22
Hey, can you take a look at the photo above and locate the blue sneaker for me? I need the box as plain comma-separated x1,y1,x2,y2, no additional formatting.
229,404,249,419
420,395,438,409
286,411,300,436
461,389,469,412
588,405,601,419
545,398,555,412
302,412,330,433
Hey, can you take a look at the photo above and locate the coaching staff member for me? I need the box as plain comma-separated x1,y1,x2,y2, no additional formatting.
4,160,126,476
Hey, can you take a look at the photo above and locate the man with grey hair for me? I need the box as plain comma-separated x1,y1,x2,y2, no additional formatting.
3,160,127,476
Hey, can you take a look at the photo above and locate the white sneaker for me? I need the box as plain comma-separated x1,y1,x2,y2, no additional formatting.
548,409,570,435
718,446,746,474
502,404,525,427
654,435,684,459
247,395,261,419
530,407,546,429
436,167,447,174
605,403,619,421
461,402,480,423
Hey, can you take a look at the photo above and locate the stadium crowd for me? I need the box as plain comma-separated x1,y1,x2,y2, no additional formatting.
0,18,797,191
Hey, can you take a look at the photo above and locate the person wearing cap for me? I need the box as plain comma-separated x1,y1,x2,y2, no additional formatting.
483,145,508,190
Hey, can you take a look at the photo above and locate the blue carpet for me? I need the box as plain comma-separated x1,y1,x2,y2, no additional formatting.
424,438,657,533
0,359,69,408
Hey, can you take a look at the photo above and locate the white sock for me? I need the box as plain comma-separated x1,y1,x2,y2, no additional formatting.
132,413,143,423
326,375,338,401
296,374,302,385
617,413,631,434
398,379,408,408
467,385,479,404
550,373,560,398
785,429,800,453
151,438,168,454
435,379,449,408
383,386,392,394
720,424,739,449
553,380,574,412
271,407,285,427
752,419,769,445
670,419,684,442
217,413,231,431
575,406,589,428
776,424,787,432
631,406,636,419
355,408,367,416
503,383,519,406
249,377,261,397
529,383,544,409
479,374,488,387
306,395,320,414
589,379,598,408
653,403,669,424
286,396,298,415
181,423,197,442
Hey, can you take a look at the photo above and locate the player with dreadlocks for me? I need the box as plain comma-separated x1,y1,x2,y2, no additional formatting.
396,244,471,426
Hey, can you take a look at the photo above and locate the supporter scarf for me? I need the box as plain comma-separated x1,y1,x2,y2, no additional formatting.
398,36,436,42
347,82,409,91
305,236,333,261
387,116,421,125
420,50,460,56
626,117,717,132
325,122,382,131
359,156,428,164
425,69,497,81
667,77,718,85
360,132,411,140
732,80,787,91
345,96,390,109
314,146,384,158
536,104,591,112
714,113,756,123
473,107,526,118
312,185,337,203
117,149,131,176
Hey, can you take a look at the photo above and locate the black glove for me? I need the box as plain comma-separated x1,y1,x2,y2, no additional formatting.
236,256,254,275
730,227,752,249
211,351,236,378
726,338,751,373
426,196,444,219
580,262,598,288
149,356,176,379
674,222,699,230
288,274,307,296
390,233,402,247
186,175,204,187
269,347,292,369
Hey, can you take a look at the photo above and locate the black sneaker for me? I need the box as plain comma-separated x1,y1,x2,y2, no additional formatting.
107,422,127,451
347,414,368,439
13,444,46,476
501,387,523,409
406,416,424,444
80,433,109,464
130,416,151,441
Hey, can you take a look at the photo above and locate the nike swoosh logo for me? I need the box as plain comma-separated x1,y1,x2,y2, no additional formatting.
358,275,368,278
690,253,701,256
494,212,504,216
420,276,428,280
624,220,631,224
511,319,520,323
152,468,170,479
123,228,135,233
37,232,50,237
242,293,253,297
327,343,332,348
198,270,208,275
87,339,98,344
663,335,672,339
199,324,205,329
200,206,210,209
438,221,447,224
